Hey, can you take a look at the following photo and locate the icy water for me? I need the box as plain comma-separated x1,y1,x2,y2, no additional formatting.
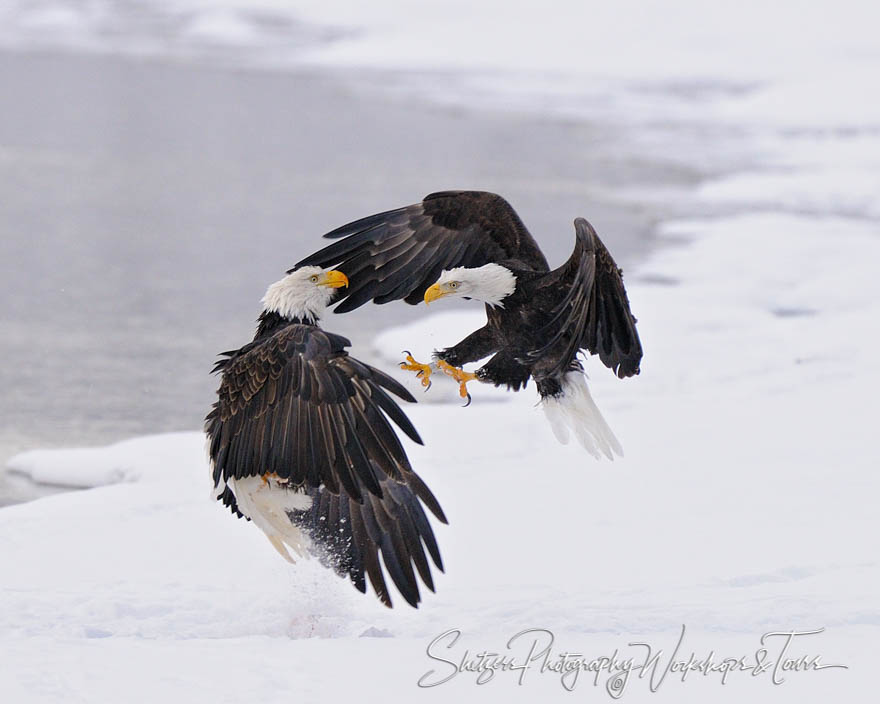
0,50,711,504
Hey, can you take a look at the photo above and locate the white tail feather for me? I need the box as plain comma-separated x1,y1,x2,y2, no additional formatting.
541,371,623,460
226,476,313,562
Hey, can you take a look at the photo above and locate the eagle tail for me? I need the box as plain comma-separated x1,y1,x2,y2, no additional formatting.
225,476,312,562
540,371,623,460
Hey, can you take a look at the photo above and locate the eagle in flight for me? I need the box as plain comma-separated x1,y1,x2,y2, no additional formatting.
206,266,446,608
296,191,643,459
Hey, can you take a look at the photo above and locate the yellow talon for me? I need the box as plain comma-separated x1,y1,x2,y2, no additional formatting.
399,351,434,390
436,360,479,406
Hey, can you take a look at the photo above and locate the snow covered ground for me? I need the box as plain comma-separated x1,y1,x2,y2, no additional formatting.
2,0,879,701
3,208,876,700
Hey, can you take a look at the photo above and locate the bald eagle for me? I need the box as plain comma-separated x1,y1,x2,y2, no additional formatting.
296,191,642,459
206,266,446,608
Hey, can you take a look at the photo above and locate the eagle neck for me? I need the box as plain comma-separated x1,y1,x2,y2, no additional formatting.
255,310,318,339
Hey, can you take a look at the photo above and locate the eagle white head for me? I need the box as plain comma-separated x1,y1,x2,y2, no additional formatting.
423,263,517,308
261,266,348,322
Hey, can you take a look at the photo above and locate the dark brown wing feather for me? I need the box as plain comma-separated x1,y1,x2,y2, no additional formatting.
530,218,642,379
206,323,447,607
206,325,422,500
287,474,446,608
294,191,550,313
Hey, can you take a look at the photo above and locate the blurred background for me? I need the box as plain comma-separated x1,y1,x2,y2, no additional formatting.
1,0,877,503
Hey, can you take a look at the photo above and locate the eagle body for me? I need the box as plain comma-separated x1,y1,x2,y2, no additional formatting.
207,267,446,608
435,269,567,395
297,191,643,458
436,221,639,397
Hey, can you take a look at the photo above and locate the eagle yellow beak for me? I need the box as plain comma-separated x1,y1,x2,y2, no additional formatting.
424,283,446,304
320,270,349,288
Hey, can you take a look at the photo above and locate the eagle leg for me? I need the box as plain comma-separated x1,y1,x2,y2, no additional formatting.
400,351,434,390
436,360,479,407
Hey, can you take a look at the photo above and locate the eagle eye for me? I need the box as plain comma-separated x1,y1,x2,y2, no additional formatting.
309,275,319,283
449,282,458,289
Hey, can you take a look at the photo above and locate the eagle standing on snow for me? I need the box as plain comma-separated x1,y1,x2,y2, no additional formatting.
206,267,446,608
297,191,643,459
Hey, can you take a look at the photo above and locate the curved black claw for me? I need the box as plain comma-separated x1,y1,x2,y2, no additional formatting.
402,350,412,357
414,367,430,384
462,392,472,408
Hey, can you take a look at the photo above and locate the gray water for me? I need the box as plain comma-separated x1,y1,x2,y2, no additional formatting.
0,50,705,504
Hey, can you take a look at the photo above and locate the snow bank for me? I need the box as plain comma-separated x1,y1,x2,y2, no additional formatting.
6,433,202,488
288,1,880,83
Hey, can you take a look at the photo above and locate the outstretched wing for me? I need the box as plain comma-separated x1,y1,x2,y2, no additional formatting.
531,218,642,379
288,474,445,608
206,325,421,500
206,324,447,607
295,191,550,313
